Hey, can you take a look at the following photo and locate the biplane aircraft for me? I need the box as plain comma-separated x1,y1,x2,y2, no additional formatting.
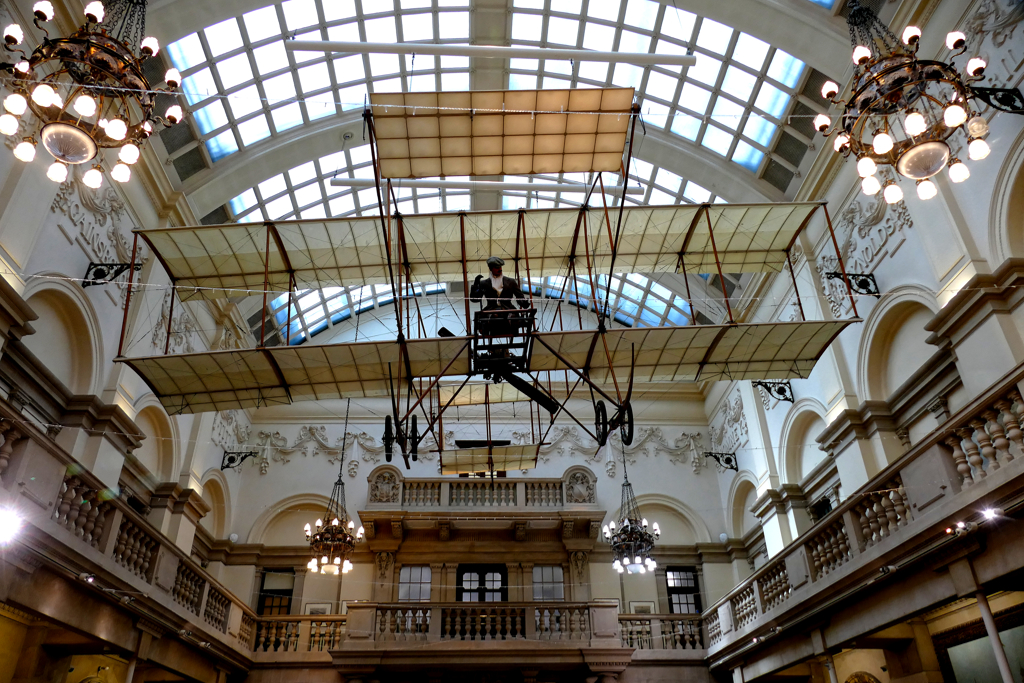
116,87,861,475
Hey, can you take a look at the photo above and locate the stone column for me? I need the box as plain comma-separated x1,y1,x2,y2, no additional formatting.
506,562,522,601
976,591,1014,683
430,563,443,602
521,562,534,601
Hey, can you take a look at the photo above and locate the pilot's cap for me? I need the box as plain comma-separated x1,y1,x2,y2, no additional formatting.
487,256,505,269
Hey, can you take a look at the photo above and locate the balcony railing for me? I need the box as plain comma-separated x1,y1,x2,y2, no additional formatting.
619,615,704,650
365,466,599,511
6,430,258,655
704,364,1024,655
253,616,347,652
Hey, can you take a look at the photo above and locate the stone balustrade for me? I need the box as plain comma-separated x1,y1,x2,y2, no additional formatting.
619,615,704,650
4,432,258,657
366,465,600,511
254,616,348,652
704,369,1024,658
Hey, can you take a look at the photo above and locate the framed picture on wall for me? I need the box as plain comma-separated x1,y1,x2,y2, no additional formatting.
629,601,655,614
304,602,332,616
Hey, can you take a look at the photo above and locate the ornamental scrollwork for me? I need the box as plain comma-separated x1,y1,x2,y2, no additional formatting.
564,471,596,504
369,470,400,504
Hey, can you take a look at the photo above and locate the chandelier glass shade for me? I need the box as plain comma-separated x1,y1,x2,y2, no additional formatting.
603,456,659,574
304,400,363,575
819,1,1000,201
0,0,184,187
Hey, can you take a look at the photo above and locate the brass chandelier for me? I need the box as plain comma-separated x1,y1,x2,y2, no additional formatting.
603,448,659,575
304,400,363,575
0,0,184,187
815,1,1024,203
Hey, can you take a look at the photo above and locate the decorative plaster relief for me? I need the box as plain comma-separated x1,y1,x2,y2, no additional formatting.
962,0,1023,92
255,426,437,476
211,410,252,452
50,175,148,307
375,551,394,579
570,550,589,579
710,391,749,454
817,178,913,316
151,290,196,354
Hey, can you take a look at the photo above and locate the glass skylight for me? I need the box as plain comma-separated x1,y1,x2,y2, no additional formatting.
229,144,471,222
508,0,805,173
166,0,471,163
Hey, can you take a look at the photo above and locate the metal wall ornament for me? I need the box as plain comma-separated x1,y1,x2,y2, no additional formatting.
816,1,1023,204
825,271,880,298
0,0,184,186
304,400,364,575
751,380,795,403
220,450,257,471
602,447,659,575
703,452,739,472
82,261,141,287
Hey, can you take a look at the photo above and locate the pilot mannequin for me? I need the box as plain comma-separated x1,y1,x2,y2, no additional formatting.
470,256,529,311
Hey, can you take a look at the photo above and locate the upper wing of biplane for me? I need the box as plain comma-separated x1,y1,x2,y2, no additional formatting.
134,202,822,302
121,319,855,415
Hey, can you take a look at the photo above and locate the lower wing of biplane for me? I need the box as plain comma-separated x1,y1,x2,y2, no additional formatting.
121,317,854,425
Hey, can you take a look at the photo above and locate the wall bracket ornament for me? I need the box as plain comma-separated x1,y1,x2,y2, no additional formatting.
221,451,258,471
703,452,739,472
752,381,795,404
825,271,880,298
82,262,142,288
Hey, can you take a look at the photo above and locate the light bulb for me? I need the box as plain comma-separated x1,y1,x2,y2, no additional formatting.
967,57,986,77
4,93,26,116
105,118,127,140
616,565,624,573
642,518,648,528
111,160,130,181
347,520,355,529
0,114,18,136
857,157,877,178
32,84,55,108
343,560,352,572
648,559,657,569
833,133,850,153
945,31,966,50
4,24,23,45
948,159,970,183
316,518,323,528
634,556,642,565
852,45,871,64
51,92,63,109
14,61,29,73
142,121,153,136
331,517,340,527
33,1,55,20
119,143,140,164
904,111,927,136
608,520,615,529
653,522,659,533
821,80,839,99
861,175,881,196
84,1,105,23
872,131,894,154
333,556,341,565
73,94,97,117
883,182,904,204
83,166,103,189
967,115,989,137
916,179,937,200
603,524,609,536
47,160,68,183
638,565,646,574
13,140,35,162
813,114,831,133
140,36,160,56
165,68,181,88
944,104,967,128
165,104,183,124
357,525,364,536
304,522,311,534
968,138,990,161
307,559,317,571
0,508,22,544
321,555,328,564
902,26,921,45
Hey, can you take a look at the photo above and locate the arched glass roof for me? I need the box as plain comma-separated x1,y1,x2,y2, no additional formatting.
166,0,807,178
227,142,723,222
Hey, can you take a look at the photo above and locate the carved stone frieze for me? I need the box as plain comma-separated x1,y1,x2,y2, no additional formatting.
562,521,574,539
369,471,400,504
439,521,450,541
570,551,589,579
391,521,403,541
375,552,394,579
515,521,526,541
564,471,596,504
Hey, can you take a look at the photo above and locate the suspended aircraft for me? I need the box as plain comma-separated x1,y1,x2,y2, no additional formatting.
116,87,861,474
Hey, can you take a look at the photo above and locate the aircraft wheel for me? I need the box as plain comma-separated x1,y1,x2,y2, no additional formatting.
410,415,419,462
595,400,609,446
384,415,394,463
619,401,634,446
